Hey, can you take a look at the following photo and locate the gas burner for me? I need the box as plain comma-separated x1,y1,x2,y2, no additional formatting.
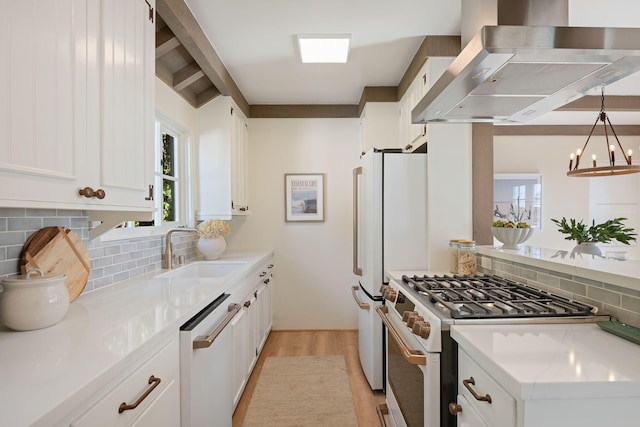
403,274,597,319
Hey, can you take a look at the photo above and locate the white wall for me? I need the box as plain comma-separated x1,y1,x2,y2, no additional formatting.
494,135,640,258
225,118,361,330
155,77,198,134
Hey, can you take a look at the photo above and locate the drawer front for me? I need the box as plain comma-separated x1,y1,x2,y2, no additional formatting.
455,394,488,427
458,349,515,427
71,338,179,427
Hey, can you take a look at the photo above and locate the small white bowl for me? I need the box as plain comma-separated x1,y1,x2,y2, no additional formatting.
492,227,534,249
0,269,69,331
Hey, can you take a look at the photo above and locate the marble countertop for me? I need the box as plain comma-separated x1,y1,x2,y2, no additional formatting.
451,323,640,400
477,245,640,292
0,250,273,427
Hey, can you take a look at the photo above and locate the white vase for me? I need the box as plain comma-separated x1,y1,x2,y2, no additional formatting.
491,227,534,249
197,236,226,260
572,242,602,256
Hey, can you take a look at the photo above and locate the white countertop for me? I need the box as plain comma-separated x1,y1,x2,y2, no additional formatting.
451,323,640,401
477,245,640,292
0,250,273,427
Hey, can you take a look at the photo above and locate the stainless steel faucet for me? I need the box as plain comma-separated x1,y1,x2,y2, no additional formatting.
164,227,198,269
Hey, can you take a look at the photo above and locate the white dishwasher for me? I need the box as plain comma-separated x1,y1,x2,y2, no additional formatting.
180,293,241,427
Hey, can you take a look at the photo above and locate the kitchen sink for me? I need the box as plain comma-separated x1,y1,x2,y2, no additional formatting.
157,260,246,279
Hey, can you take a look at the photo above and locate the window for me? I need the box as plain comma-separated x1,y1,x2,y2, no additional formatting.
102,113,193,240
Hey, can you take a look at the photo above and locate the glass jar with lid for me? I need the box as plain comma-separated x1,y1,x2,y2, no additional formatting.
457,240,477,275
449,239,460,274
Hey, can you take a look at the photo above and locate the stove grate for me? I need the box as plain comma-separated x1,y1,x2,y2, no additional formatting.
402,274,596,319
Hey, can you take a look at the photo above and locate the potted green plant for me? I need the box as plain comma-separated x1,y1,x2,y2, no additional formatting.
550,217,637,256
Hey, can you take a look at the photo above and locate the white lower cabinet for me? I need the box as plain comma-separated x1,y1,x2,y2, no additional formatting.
231,263,274,409
454,349,515,427
71,336,179,427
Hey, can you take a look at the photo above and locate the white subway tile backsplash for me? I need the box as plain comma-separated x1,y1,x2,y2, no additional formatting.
478,253,640,328
0,209,198,295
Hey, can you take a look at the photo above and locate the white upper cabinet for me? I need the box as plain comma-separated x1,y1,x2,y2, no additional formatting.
91,0,155,210
0,0,155,211
359,102,400,155
399,57,453,151
197,96,249,220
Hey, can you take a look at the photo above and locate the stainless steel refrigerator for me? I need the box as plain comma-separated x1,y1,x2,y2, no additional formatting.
352,148,429,390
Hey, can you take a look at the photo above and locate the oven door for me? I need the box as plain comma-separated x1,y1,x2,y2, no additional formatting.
377,305,440,427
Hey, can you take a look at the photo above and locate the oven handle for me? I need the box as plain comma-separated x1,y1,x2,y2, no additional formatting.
193,303,242,349
376,305,426,366
352,167,363,276
351,286,370,310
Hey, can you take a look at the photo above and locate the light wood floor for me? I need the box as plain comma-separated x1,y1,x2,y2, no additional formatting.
232,330,386,427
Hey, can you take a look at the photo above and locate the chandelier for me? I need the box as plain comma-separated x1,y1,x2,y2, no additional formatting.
567,88,640,177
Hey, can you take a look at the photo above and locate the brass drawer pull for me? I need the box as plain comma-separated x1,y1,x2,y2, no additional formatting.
463,377,492,403
118,375,161,413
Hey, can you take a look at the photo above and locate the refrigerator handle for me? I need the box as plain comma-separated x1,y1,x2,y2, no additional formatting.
353,167,363,276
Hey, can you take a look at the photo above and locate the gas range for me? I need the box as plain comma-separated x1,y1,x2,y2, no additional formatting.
379,272,611,427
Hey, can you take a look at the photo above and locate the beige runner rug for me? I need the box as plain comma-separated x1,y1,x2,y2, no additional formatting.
242,355,359,426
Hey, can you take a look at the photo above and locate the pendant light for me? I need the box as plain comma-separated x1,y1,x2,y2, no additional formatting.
567,88,640,177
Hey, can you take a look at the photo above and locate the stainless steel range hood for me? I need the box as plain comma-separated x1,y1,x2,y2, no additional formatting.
412,0,640,124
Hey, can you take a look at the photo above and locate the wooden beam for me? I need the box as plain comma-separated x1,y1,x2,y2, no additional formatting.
250,105,359,119
156,0,250,116
397,35,461,100
494,125,640,136
196,86,221,108
472,123,494,246
173,62,205,91
155,27,180,58
357,86,398,116
556,96,640,112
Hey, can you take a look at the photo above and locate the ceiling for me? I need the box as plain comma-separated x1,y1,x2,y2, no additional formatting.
182,0,462,105
161,0,640,124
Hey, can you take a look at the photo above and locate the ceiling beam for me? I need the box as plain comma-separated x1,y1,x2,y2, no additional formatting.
555,96,640,111
196,86,221,108
156,0,250,117
357,86,398,116
173,63,205,91
494,125,640,136
155,27,180,58
250,105,359,119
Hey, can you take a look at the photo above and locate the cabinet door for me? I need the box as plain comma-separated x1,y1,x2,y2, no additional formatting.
231,107,249,214
231,306,249,408
0,0,87,208
94,0,155,209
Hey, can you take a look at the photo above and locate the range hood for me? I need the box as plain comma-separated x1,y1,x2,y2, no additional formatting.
412,0,640,124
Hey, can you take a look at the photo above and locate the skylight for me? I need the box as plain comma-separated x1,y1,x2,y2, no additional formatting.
297,35,351,63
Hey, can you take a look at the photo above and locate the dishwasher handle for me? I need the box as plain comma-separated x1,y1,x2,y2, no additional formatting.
193,303,241,349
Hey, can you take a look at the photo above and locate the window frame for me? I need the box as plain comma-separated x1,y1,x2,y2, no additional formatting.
98,111,194,241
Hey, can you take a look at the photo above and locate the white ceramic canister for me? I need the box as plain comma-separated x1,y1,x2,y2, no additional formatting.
0,268,69,331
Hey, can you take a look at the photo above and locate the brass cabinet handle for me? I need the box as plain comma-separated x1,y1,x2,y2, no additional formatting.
448,402,463,415
263,278,270,285
244,300,251,308
404,143,413,151
192,303,242,349
352,167,363,276
268,264,274,269
351,286,370,310
79,187,106,199
463,377,492,403
118,375,161,413
259,271,267,277
376,306,426,365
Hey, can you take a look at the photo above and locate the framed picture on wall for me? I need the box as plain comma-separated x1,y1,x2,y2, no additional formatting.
285,173,325,222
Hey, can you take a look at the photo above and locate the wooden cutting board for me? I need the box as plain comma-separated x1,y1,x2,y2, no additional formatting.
19,226,90,302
